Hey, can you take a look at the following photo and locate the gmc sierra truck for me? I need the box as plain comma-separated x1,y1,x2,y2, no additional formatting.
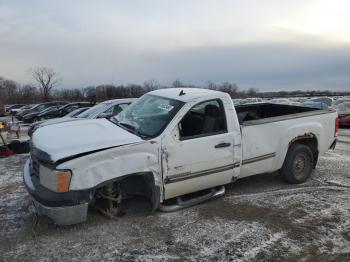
24,88,338,225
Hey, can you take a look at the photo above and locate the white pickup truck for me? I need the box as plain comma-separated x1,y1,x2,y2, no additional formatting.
24,88,339,225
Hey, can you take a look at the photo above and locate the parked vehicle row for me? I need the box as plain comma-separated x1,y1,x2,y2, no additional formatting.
24,102,94,123
27,98,135,137
0,104,26,116
10,104,34,116
24,88,339,225
16,102,68,121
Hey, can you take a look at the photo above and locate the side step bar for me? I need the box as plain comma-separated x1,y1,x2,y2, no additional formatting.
159,186,226,212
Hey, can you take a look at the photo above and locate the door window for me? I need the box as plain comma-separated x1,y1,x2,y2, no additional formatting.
179,99,227,139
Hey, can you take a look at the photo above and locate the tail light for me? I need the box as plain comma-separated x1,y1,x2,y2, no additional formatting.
335,117,339,137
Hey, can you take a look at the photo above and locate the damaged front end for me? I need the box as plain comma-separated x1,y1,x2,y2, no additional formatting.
25,118,162,225
24,147,161,225
92,182,123,219
23,158,92,225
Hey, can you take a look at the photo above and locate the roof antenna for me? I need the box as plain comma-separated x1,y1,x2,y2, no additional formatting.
179,89,186,96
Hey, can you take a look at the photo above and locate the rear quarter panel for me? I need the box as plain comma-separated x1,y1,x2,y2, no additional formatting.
239,110,337,178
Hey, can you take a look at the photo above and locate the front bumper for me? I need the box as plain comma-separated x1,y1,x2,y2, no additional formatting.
23,159,90,225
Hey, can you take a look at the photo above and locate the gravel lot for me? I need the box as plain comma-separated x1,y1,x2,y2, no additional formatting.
0,125,350,261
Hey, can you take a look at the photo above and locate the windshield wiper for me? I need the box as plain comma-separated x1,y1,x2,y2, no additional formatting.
120,121,151,139
109,119,151,139
119,121,137,132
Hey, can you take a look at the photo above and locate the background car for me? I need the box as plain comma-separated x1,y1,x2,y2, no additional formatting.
37,102,93,120
5,104,26,115
10,105,33,116
16,101,67,120
336,102,350,127
22,105,61,123
76,98,136,119
311,97,333,107
27,98,136,137
63,107,90,118
332,98,350,107
302,101,329,110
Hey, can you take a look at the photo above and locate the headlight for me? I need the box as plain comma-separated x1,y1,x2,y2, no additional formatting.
39,166,72,192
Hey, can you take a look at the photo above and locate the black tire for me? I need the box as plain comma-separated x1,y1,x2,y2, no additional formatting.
280,143,314,184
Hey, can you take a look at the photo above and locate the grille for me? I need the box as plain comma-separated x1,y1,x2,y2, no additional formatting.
30,155,40,181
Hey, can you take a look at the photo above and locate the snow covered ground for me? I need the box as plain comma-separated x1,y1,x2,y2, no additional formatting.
0,129,350,261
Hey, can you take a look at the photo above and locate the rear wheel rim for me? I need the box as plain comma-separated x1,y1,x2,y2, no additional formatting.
292,152,309,179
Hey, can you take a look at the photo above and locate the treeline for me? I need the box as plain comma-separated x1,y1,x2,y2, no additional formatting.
1,76,349,105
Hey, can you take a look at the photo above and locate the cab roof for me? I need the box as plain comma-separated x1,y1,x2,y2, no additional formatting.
148,88,225,102
102,98,136,104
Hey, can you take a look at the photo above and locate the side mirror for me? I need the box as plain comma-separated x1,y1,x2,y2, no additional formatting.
171,125,180,141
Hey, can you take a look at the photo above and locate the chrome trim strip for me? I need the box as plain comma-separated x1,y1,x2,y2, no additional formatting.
242,152,276,165
165,163,239,184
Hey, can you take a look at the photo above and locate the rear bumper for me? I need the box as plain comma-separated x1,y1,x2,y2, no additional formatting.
23,159,90,225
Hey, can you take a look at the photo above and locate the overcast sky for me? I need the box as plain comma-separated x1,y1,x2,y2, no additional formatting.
1,0,350,91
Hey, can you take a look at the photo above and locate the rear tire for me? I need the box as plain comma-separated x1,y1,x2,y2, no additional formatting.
280,143,313,184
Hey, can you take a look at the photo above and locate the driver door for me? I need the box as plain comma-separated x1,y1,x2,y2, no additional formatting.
162,99,237,199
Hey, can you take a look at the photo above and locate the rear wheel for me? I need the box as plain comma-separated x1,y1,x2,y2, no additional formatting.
280,143,314,184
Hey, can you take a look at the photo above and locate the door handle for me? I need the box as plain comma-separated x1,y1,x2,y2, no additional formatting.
215,142,231,148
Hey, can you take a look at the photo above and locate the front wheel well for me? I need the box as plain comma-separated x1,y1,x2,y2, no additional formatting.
288,135,319,168
93,172,160,214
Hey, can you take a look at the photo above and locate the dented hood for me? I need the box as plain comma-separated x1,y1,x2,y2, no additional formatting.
32,118,142,163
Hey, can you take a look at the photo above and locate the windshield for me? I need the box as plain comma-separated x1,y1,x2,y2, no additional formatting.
37,104,52,111
41,106,59,114
113,94,184,139
61,104,81,114
77,103,108,118
65,107,89,117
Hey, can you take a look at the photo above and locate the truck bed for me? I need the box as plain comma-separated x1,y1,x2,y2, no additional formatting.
236,103,337,178
236,103,331,125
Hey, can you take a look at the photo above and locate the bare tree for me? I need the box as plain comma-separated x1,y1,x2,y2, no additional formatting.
30,66,61,101
172,79,184,88
218,82,239,98
0,78,17,103
143,79,160,92
247,87,258,97
206,81,217,90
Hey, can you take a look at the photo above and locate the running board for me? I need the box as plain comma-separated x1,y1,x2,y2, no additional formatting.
159,186,226,212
